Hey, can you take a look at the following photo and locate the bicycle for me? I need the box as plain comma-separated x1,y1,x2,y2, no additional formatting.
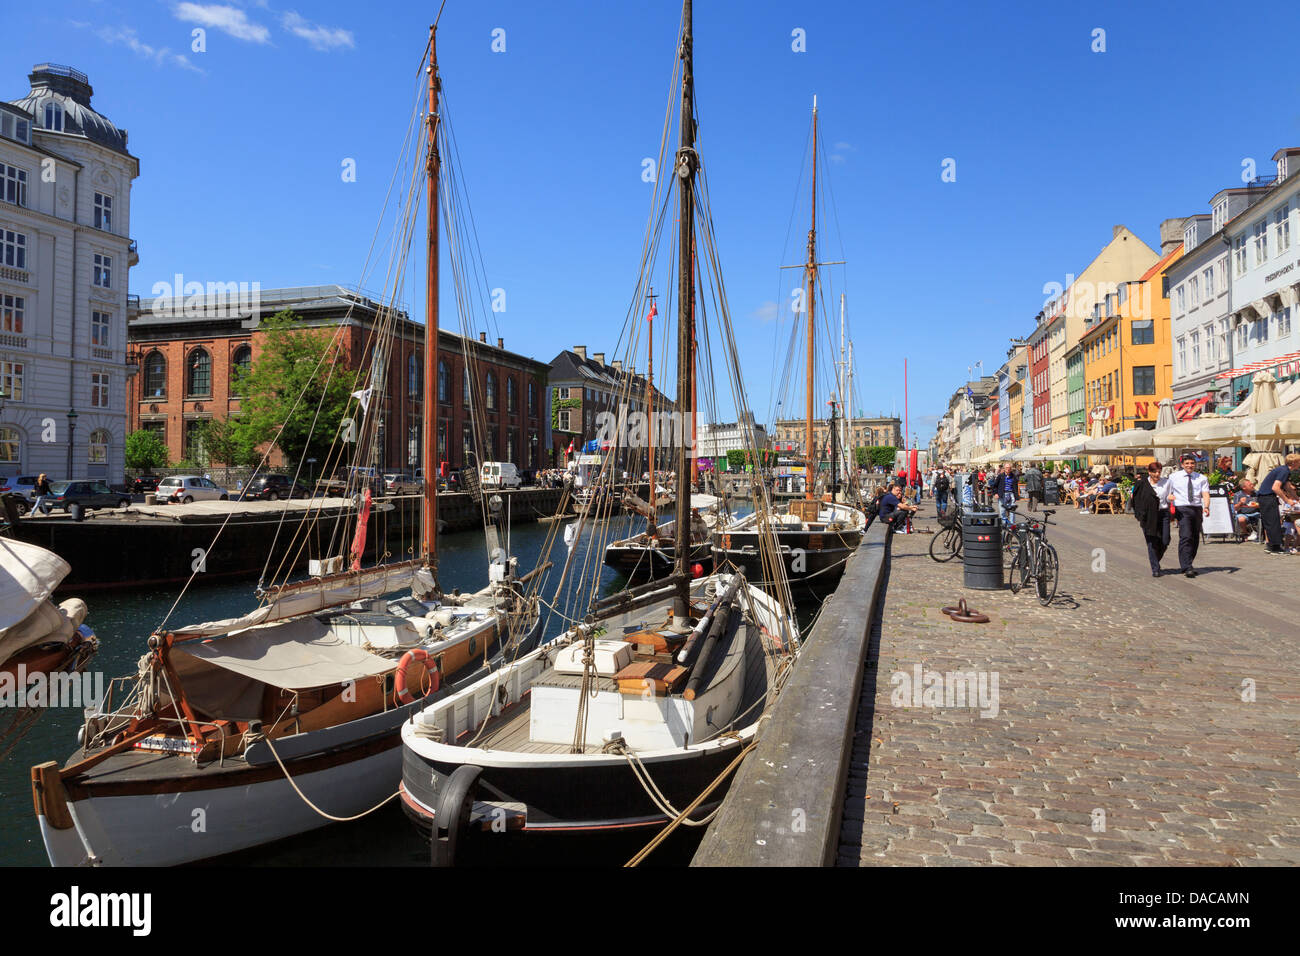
929,500,965,562
1008,509,1059,606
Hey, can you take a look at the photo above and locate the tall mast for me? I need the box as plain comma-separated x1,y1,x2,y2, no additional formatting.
646,289,656,533
673,0,696,621
804,96,817,499
422,24,441,571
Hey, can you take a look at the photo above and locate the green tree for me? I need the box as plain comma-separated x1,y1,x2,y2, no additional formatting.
124,429,170,470
855,445,898,470
196,417,259,483
231,311,359,468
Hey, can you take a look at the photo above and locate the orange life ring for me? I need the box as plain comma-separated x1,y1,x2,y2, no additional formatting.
395,648,441,704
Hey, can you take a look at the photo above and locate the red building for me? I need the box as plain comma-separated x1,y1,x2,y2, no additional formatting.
126,285,551,474
1029,318,1052,442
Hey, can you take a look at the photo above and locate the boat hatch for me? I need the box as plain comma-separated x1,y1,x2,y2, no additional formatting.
552,640,632,678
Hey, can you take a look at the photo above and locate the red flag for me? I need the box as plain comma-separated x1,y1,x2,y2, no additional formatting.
646,303,657,323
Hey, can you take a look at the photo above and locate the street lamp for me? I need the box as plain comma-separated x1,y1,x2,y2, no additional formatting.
66,408,78,479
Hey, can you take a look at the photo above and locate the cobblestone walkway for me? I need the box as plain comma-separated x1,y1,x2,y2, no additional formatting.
838,503,1300,866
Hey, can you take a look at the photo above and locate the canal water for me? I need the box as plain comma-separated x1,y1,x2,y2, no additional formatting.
1,502,809,867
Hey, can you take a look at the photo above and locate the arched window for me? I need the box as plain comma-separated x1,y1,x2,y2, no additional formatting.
506,376,517,412
462,371,470,407
143,350,166,398
231,345,251,394
486,372,497,411
88,428,109,464
187,348,211,397
407,354,420,398
528,381,537,415
43,102,64,132
0,424,19,465
438,360,449,403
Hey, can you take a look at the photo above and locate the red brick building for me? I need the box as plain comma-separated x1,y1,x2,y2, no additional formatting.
126,285,551,473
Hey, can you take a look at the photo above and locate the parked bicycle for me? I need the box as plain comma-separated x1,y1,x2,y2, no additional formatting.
1008,509,1059,605
928,499,965,562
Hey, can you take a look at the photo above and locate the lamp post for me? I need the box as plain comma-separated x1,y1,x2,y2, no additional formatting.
66,408,78,479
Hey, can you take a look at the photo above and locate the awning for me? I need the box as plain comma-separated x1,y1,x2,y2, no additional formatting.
1174,397,1210,421
172,616,394,691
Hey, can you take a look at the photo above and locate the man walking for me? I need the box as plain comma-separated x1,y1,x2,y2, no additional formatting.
33,473,52,515
997,463,1020,526
1024,462,1044,512
1163,453,1210,577
1131,461,1170,577
933,468,951,517
1256,452,1300,554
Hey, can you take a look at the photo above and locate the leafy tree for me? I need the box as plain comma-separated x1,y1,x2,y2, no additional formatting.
231,311,359,468
855,445,898,469
124,429,169,470
196,417,259,483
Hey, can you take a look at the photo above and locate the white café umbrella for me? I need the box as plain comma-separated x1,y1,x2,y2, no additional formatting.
1242,371,1285,481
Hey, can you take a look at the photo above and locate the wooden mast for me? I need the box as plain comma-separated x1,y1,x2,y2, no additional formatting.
673,0,696,621
422,24,441,572
804,97,817,500
647,289,656,535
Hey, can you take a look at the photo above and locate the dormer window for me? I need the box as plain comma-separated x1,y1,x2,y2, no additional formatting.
1279,156,1289,182
43,102,64,132
1184,225,1195,250
1212,200,1228,232
0,113,31,145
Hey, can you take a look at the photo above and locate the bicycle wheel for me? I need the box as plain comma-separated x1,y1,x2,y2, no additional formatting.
929,524,960,562
1001,526,1020,567
1035,543,1059,605
1009,542,1029,593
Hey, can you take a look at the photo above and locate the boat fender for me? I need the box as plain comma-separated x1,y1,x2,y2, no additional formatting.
395,648,441,704
431,765,482,867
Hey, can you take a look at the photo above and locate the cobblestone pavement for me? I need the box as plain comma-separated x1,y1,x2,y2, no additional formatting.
838,501,1300,866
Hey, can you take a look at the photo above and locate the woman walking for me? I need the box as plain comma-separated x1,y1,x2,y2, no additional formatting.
1131,460,1170,577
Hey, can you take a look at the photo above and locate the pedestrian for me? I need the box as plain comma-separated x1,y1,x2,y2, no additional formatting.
996,462,1020,525
933,468,951,517
1164,452,1210,577
1131,460,1170,577
1024,462,1044,511
33,473,52,515
1256,452,1300,555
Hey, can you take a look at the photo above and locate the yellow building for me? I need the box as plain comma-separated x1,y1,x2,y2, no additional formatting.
1081,243,1183,461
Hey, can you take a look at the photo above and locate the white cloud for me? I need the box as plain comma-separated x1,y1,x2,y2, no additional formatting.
173,2,271,43
281,11,355,51
96,26,205,73
830,141,856,166
751,300,779,323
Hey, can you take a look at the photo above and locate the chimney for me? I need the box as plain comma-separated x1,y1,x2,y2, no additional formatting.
479,331,487,343
497,336,504,349
612,360,623,372
574,345,587,360
1159,217,1190,255
592,352,605,366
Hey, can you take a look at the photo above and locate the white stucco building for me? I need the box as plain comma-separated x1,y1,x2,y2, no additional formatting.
0,64,138,482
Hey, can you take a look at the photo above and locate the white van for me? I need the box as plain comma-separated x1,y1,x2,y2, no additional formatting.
480,462,521,489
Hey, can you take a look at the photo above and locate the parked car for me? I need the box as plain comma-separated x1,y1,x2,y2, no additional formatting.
158,475,229,504
0,474,40,507
240,474,311,501
319,466,387,498
384,472,423,494
38,480,131,516
130,474,163,493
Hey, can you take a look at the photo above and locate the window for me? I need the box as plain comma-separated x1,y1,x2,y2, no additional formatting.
1205,324,1216,365
186,348,211,396
462,423,473,464
437,421,446,463
43,102,63,132
1276,205,1291,254
88,429,109,464
1253,220,1268,266
462,372,469,407
94,193,112,232
1216,258,1227,289
1213,200,1228,232
1202,266,1214,299
1280,307,1293,337
485,372,497,411
1255,316,1269,343
232,344,252,377
93,253,112,288
0,357,24,403
142,420,165,443
184,420,205,462
1176,337,1186,377
1,165,26,207
1130,319,1154,345
1189,276,1199,307
143,350,166,397
1,294,23,333
557,408,571,431
1175,285,1185,312
1237,322,1248,350
1233,236,1247,276
1190,331,1200,371
438,360,449,403
506,376,516,412
407,353,419,398
528,380,536,415
0,228,26,269
506,428,516,464
91,310,110,347
91,369,109,407
0,424,19,464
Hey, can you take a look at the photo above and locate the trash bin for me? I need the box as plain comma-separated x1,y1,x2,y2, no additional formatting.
1044,478,1059,505
962,511,1004,590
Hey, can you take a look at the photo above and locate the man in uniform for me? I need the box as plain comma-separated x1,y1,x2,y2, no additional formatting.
1162,453,1210,577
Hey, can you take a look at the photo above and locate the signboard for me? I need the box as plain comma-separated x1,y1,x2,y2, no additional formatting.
1203,487,1234,537
1090,406,1112,421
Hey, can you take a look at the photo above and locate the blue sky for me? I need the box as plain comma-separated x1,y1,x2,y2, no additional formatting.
4,0,1296,444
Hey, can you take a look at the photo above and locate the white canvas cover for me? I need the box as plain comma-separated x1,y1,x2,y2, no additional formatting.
172,615,395,691
0,538,70,638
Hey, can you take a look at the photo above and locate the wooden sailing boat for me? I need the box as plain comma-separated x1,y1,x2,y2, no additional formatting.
399,0,799,864
30,25,544,867
711,98,864,594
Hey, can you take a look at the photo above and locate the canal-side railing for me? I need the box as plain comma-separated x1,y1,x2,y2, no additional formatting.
691,520,891,866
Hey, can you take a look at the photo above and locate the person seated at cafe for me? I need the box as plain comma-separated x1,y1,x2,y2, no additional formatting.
1233,478,1261,541
1216,456,1238,487
878,481,918,533
1080,474,1119,512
